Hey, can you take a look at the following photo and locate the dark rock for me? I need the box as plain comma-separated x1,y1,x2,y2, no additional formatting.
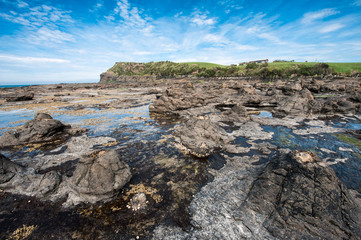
322,99,356,114
236,151,361,239
67,150,131,205
282,81,302,95
27,170,61,197
99,71,117,83
149,87,206,114
173,117,232,158
0,153,22,184
274,94,310,117
0,113,87,148
238,85,256,95
5,91,34,102
154,151,361,239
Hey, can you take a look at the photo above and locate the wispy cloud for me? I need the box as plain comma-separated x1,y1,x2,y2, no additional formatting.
0,2,74,45
0,54,70,63
319,23,344,33
191,11,217,26
107,0,150,28
90,0,104,12
0,4,73,27
301,8,339,24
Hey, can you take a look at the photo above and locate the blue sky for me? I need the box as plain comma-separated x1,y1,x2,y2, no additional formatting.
0,0,360,84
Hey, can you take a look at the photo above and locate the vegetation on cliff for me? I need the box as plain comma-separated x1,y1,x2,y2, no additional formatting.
106,61,361,80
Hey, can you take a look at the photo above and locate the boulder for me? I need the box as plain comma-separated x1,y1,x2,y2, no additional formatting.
0,113,87,148
5,91,34,102
173,117,232,158
282,81,302,95
67,150,131,205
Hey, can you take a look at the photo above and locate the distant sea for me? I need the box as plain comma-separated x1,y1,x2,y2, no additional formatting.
0,85,31,88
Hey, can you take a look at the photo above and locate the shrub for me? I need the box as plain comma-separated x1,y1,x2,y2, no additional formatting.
245,62,258,69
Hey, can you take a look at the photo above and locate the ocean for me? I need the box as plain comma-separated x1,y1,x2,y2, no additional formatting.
0,85,31,88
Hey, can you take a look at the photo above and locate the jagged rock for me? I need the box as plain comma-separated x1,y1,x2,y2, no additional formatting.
153,151,361,239
26,171,61,197
235,151,361,239
282,81,302,95
322,99,357,114
274,94,311,117
0,113,87,148
66,150,131,205
5,91,34,102
99,71,117,83
173,117,232,158
0,153,22,184
0,154,60,198
238,85,256,95
149,87,206,114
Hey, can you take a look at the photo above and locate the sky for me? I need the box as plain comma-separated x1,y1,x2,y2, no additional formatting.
0,0,361,84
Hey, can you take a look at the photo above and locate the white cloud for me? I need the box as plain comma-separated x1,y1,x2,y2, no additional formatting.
258,32,287,45
0,54,70,63
203,34,225,43
235,44,258,51
301,8,339,24
17,1,28,8
0,4,73,28
319,23,344,33
191,12,217,26
90,0,104,12
107,0,148,28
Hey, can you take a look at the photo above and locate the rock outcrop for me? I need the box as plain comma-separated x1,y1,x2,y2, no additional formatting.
0,150,132,207
0,113,86,148
153,151,361,239
173,117,232,157
5,91,34,102
0,153,22,184
65,150,132,205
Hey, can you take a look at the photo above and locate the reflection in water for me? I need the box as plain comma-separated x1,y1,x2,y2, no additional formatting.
0,103,213,239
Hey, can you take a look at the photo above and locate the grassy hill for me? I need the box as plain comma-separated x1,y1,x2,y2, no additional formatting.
105,61,361,81
268,62,361,74
182,62,224,69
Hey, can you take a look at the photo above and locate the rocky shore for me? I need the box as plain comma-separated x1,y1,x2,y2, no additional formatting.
0,77,360,239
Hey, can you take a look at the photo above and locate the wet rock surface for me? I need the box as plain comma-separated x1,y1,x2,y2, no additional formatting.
0,78,360,239
0,113,86,148
0,153,22,184
65,150,132,206
154,151,361,240
173,117,232,157
4,91,34,102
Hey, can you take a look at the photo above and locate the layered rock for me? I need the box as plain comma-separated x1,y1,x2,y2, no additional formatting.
4,91,34,102
0,150,132,207
153,151,361,239
0,113,86,148
0,153,22,184
173,117,232,157
64,150,132,205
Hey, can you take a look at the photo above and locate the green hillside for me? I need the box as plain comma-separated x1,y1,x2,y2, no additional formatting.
105,61,361,81
182,62,224,69
268,62,361,74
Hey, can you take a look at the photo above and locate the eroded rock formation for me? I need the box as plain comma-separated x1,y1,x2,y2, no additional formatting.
154,151,361,239
0,113,87,148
